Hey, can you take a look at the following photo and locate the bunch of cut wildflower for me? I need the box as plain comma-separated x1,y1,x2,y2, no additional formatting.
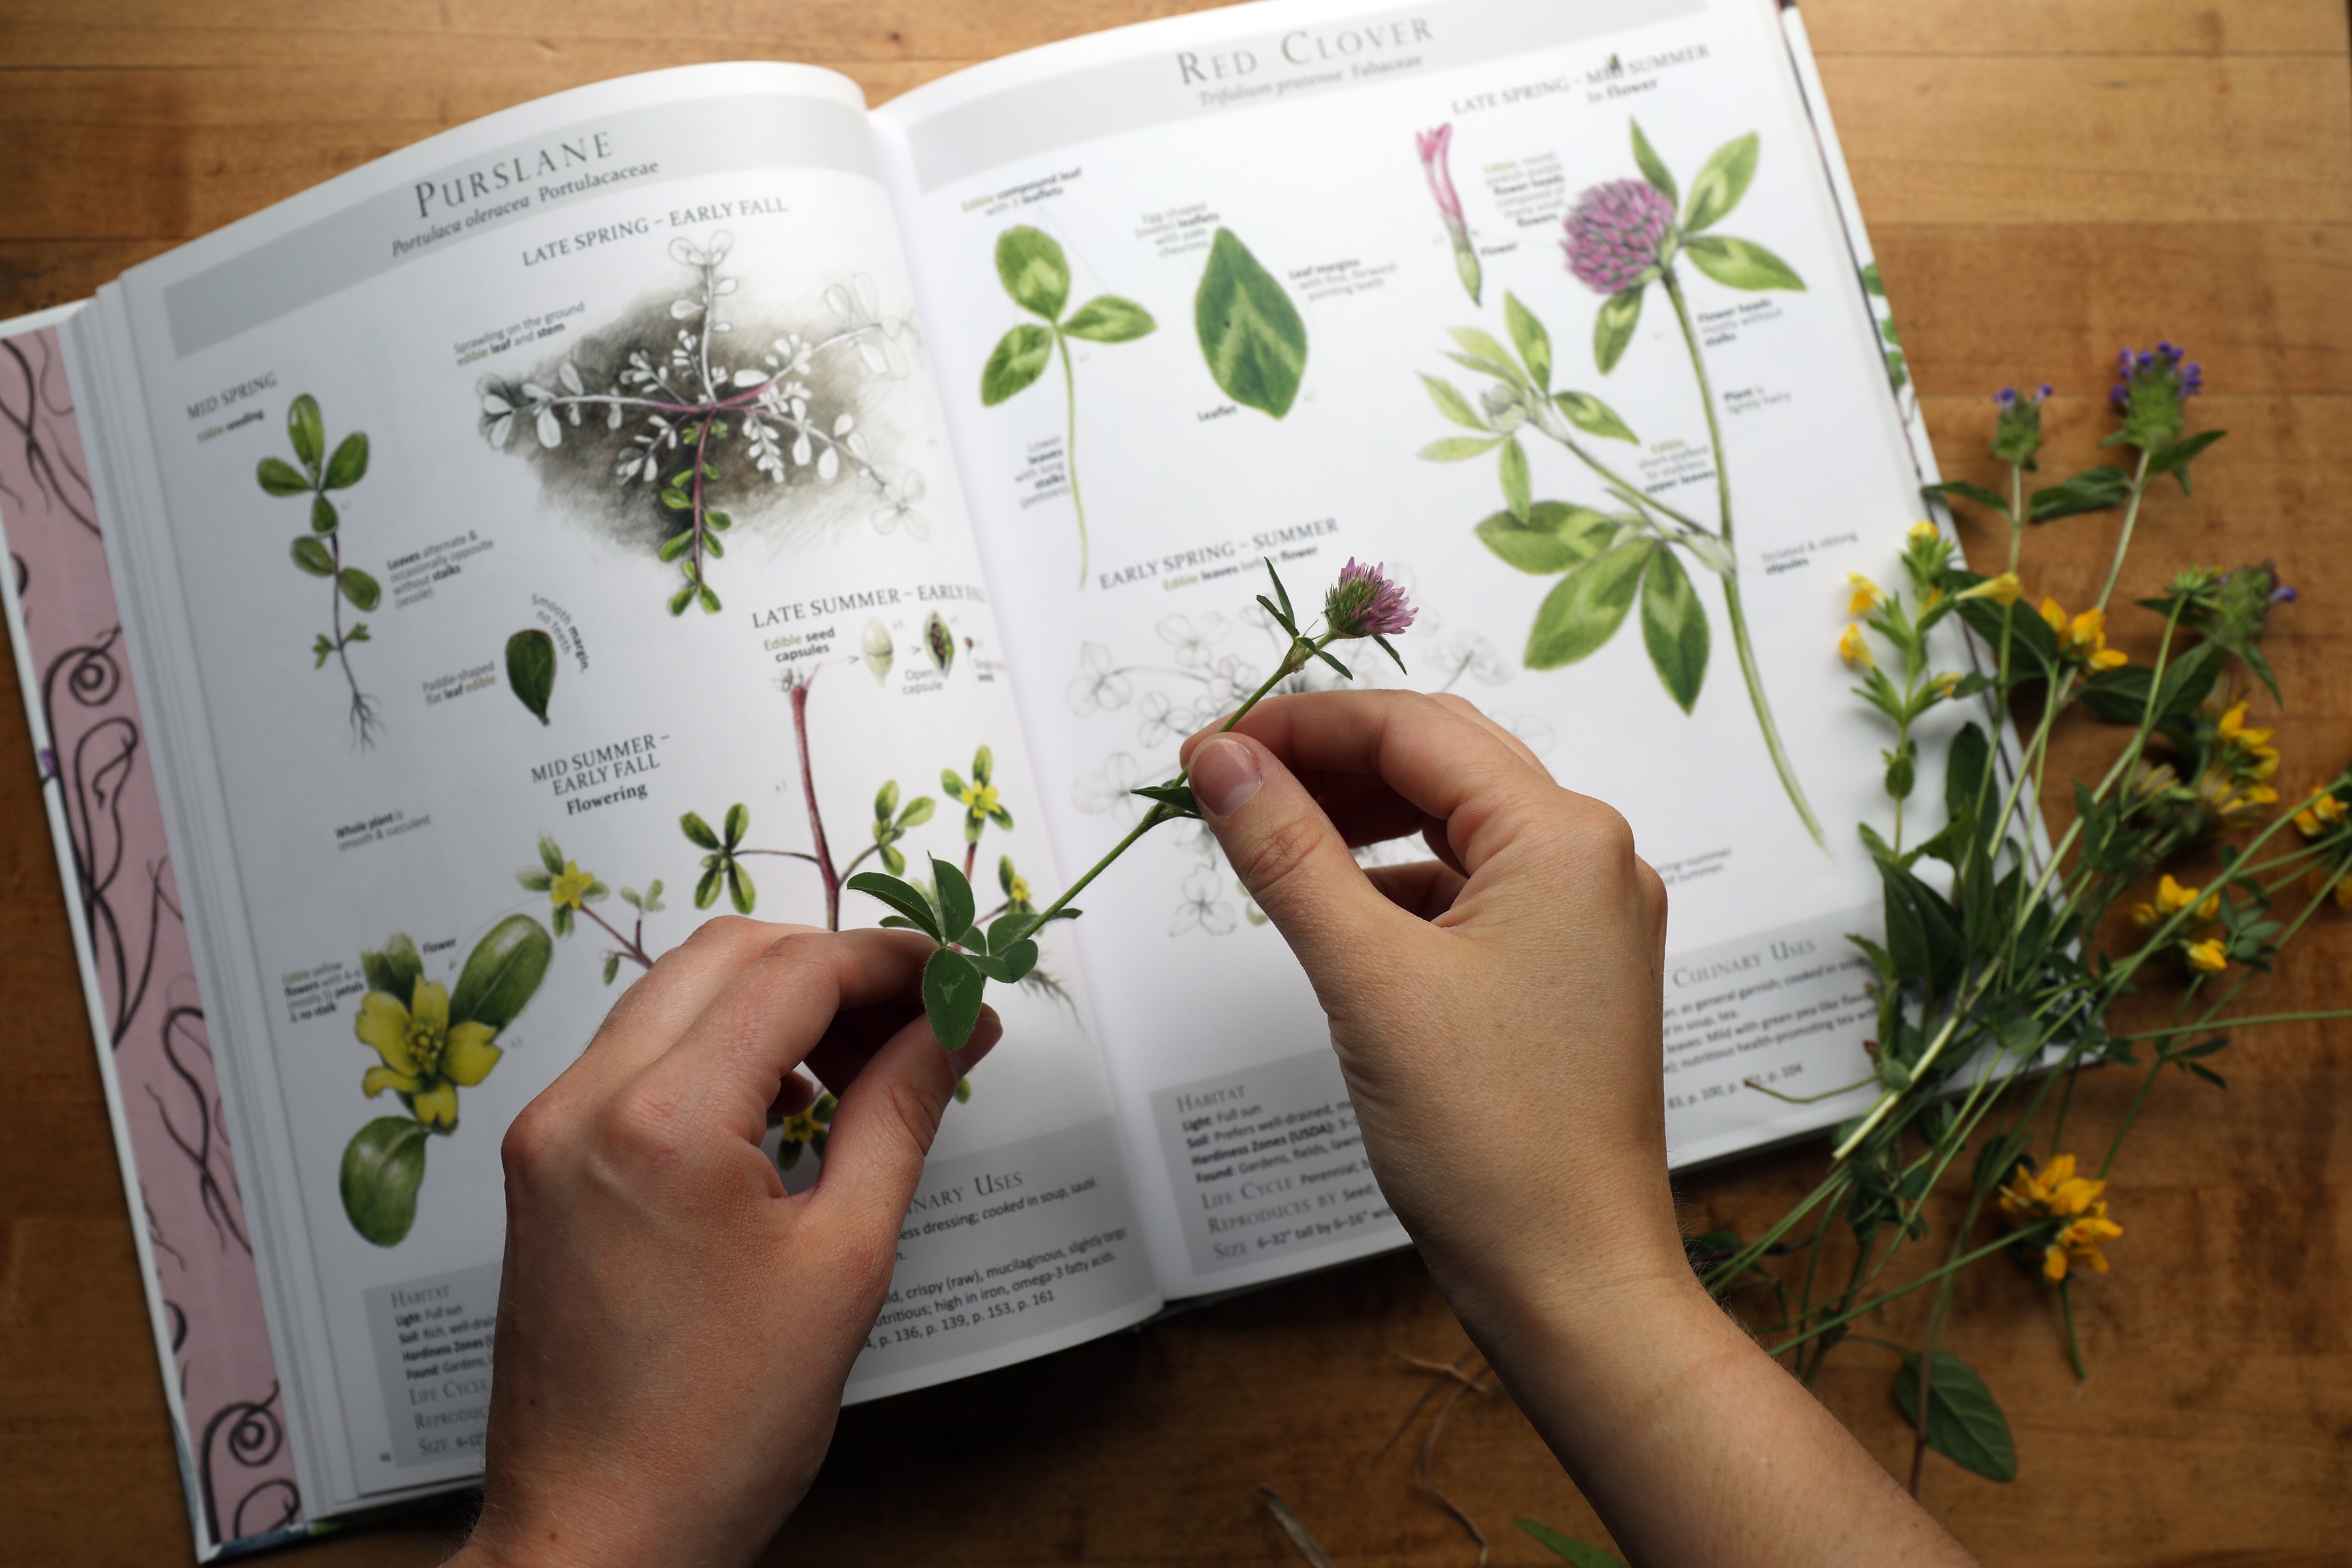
1695,346,2352,1492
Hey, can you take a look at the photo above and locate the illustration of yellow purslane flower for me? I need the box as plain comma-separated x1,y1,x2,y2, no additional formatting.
1999,1153,2123,1282
1838,623,1874,668
355,979,501,1128
2038,597,2128,671
549,860,599,911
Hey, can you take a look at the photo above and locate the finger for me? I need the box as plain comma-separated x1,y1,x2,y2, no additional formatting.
1189,731,1421,988
1364,858,1468,920
1637,857,1669,978
559,917,820,1096
804,1004,1002,1239
1422,689,1550,774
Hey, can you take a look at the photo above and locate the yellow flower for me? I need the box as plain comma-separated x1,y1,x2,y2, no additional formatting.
548,860,598,912
2185,937,2229,973
2197,766,2278,828
2040,597,2127,671
2131,873,2218,930
1998,1153,2123,1283
355,979,501,1128
1005,870,1032,906
2046,1211,2124,1282
1955,571,2023,606
2293,792,2347,838
2213,701,2280,779
1933,672,1962,698
957,779,1001,817
2308,865,2352,909
1846,574,1884,615
1907,521,1941,547
776,1103,826,1145
1837,622,1874,668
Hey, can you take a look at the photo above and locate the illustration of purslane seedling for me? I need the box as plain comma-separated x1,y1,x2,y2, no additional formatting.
1196,228,1307,420
506,628,556,725
980,225,1156,586
257,395,380,745
1417,118,1824,846
342,915,551,1245
481,233,922,616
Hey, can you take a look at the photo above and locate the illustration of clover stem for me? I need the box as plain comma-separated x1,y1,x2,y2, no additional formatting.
1058,333,1090,586
1660,266,1824,847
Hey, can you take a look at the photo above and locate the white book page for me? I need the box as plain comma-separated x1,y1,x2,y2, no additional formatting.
875,0,1944,1296
84,63,1156,1510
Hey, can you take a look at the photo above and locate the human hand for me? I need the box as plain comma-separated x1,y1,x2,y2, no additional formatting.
453,920,997,1568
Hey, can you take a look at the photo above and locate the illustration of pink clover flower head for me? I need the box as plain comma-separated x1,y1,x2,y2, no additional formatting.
1563,178,1676,295
1324,559,1416,639
1417,123,1483,305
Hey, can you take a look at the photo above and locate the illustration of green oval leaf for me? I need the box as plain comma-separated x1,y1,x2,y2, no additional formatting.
1061,295,1156,343
323,431,370,489
1499,435,1532,521
361,933,425,1001
1526,538,1653,669
1475,502,1616,575
311,495,339,534
1196,228,1307,419
1682,131,1759,232
287,395,324,472
338,568,382,611
1419,436,1502,462
291,536,336,576
1553,391,1638,443
980,324,1054,406
1420,374,1485,431
340,1117,431,1247
449,913,553,1029
1681,235,1805,293
506,628,556,725
1639,544,1710,713
258,457,312,496
1629,118,1677,208
680,811,721,851
1447,325,1522,385
725,859,756,915
1593,286,1643,375
1894,1350,2017,1482
1503,292,1552,392
995,225,1070,320
922,947,987,1052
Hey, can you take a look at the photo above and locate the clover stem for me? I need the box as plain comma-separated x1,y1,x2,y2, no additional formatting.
1057,329,1088,587
787,674,842,928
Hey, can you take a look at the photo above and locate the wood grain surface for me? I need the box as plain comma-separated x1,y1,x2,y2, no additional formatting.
3,2,2347,1563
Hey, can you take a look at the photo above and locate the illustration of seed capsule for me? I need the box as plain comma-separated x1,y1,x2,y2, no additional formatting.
924,611,955,678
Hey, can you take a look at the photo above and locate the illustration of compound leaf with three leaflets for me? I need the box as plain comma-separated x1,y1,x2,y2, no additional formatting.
506,628,557,725
1195,227,1307,421
980,225,1156,585
340,915,553,1245
261,393,382,744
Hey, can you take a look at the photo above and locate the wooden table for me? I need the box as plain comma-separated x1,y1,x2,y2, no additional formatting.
5,2,2348,1562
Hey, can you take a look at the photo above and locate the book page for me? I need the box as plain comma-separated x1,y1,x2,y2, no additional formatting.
874,0,1959,1296
71,63,1156,1512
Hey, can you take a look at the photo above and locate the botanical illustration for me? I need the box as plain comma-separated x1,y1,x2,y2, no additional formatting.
517,832,664,985
1416,123,1482,305
341,915,552,1245
480,233,924,615
979,225,1156,585
1196,228,1307,420
257,395,380,744
506,628,556,725
1416,119,1823,843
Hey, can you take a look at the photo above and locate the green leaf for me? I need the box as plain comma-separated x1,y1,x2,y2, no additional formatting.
2146,428,2225,476
1593,287,1643,375
1861,261,1886,297
1419,436,1503,462
846,872,943,941
694,864,723,909
932,855,976,945
1447,326,1522,384
680,811,721,851
1893,1350,2017,1482
361,934,425,1001
922,947,987,1051
449,913,553,1029
2029,465,2132,523
340,1117,433,1247
1132,781,1202,819
538,833,566,876
1514,1518,1627,1567
994,225,1070,319
1682,131,1759,232
258,457,312,497
1196,228,1307,419
287,395,325,472
311,495,339,534
1629,118,1676,209
668,584,695,617
658,531,692,563
1944,722,1991,825
967,940,1039,984
291,536,336,576
987,911,1032,955
979,324,1054,406
898,797,936,828
1420,373,1486,431
725,859,756,915
723,803,748,850
1061,295,1156,343
602,953,621,985
941,768,968,798
1503,292,1552,391
338,568,382,612
1526,540,1652,669
1499,436,1532,521
506,628,556,725
323,431,370,490
972,745,993,784
1639,545,1710,713
1474,502,1615,574
1553,390,1638,444
1923,480,2011,517
1681,235,1805,292
881,845,906,875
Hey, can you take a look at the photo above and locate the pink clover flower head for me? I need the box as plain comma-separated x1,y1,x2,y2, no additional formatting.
1416,124,1465,224
1324,558,1416,639
1562,178,1675,295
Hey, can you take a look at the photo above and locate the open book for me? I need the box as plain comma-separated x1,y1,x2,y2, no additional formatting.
0,0,1968,1554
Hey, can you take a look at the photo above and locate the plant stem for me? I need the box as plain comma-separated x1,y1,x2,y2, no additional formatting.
1767,1226,2045,1358
1058,328,1088,587
2091,447,2157,613
580,904,655,971
787,674,841,929
2107,1006,2352,1042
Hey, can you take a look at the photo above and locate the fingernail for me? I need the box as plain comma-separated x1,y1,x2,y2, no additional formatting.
1191,736,1263,818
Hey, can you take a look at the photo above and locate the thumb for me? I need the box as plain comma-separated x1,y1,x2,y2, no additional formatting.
1190,734,1411,988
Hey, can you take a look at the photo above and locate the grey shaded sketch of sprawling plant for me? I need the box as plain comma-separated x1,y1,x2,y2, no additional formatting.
979,225,1156,586
257,395,380,744
480,233,923,615
1418,118,1823,845
1196,228,1307,420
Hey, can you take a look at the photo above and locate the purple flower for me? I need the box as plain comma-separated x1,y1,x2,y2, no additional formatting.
1995,387,2018,409
2271,583,2298,604
1324,558,1416,638
1416,124,1465,225
1562,178,1674,295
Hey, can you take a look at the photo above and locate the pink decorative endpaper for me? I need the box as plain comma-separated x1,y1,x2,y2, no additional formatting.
0,320,305,1559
